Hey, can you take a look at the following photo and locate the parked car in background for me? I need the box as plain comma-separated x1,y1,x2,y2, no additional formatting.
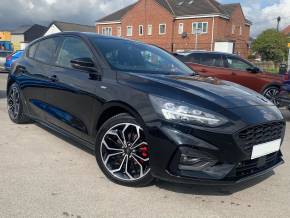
0,41,14,72
174,51,287,106
7,33,285,187
4,50,23,71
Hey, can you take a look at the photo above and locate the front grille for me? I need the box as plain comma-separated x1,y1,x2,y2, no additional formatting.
228,152,280,178
237,122,284,153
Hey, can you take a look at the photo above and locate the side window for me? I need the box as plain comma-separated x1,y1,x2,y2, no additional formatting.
225,56,252,71
56,37,93,69
211,54,224,67
188,53,200,64
199,54,214,66
27,43,38,59
198,54,224,67
34,38,59,63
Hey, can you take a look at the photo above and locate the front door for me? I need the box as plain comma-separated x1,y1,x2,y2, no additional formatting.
45,36,103,143
224,55,261,92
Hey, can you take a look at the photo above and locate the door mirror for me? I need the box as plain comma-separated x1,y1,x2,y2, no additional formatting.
247,67,260,74
71,58,97,72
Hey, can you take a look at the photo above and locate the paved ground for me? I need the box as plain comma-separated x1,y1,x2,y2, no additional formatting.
0,73,290,218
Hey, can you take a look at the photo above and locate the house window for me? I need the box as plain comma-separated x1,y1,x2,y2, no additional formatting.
232,24,236,34
192,22,208,34
239,26,242,36
102,27,112,36
178,23,184,34
147,25,152,35
139,25,144,36
127,26,133,36
117,26,122,37
159,24,166,35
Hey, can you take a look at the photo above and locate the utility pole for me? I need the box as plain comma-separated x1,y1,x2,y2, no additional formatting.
277,16,281,32
194,28,202,50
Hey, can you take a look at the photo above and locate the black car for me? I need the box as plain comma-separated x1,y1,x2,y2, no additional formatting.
7,32,286,187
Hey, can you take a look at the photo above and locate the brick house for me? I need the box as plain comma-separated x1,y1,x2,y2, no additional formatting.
95,0,252,58
282,25,290,37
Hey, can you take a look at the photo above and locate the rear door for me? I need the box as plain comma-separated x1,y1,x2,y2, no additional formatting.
19,37,60,121
45,36,102,143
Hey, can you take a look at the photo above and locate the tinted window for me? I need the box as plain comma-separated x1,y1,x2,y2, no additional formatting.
56,37,92,69
28,43,38,58
196,53,224,67
90,37,193,75
34,38,59,63
225,56,253,71
187,53,201,64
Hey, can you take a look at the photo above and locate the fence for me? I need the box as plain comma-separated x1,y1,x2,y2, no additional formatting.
251,61,278,73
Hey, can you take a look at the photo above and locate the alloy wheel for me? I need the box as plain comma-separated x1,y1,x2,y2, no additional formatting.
264,87,279,106
8,86,20,119
100,123,150,181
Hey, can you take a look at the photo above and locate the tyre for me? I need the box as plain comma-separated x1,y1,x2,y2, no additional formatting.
95,113,153,187
7,83,31,124
263,86,280,106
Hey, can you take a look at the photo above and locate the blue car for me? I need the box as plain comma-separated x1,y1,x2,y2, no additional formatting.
4,50,23,71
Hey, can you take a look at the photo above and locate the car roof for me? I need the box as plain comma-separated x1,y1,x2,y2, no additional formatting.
32,32,146,46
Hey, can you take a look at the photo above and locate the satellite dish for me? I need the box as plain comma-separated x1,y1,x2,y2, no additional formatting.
181,32,187,38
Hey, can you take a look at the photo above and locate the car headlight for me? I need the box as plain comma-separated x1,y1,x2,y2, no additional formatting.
149,95,228,127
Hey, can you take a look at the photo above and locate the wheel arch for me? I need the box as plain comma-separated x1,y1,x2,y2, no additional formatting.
6,77,16,96
261,82,281,94
94,101,146,134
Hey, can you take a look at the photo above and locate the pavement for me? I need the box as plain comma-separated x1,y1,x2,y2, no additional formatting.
0,73,290,218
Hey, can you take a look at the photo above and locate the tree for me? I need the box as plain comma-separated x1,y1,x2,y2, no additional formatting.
252,29,288,64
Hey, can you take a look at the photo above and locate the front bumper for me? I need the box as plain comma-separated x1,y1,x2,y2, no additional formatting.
146,120,285,185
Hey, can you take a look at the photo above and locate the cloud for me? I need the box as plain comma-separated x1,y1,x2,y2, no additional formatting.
0,0,289,37
239,0,290,36
0,0,135,29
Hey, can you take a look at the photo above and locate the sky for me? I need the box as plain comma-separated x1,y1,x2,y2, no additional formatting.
0,0,289,37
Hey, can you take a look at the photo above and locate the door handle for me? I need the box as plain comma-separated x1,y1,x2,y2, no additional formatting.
200,69,208,73
49,75,59,82
232,72,237,76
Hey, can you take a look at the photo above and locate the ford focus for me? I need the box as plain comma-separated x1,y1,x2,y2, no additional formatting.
7,32,286,187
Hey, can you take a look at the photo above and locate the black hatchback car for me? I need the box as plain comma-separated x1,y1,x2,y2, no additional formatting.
7,32,286,187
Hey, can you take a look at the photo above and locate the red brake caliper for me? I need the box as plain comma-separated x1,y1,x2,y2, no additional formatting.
139,145,149,161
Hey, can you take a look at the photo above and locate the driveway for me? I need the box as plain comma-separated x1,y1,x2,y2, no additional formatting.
0,73,289,218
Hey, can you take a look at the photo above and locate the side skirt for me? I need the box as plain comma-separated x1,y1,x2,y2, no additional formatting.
29,116,96,152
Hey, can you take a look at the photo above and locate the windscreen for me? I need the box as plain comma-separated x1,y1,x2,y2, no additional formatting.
90,37,194,75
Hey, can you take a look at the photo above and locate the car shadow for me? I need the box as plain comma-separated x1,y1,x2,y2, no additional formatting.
0,90,6,99
155,172,274,196
35,123,94,156
36,122,275,195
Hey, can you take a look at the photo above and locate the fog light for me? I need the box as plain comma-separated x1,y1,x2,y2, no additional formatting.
178,148,217,171
180,154,202,165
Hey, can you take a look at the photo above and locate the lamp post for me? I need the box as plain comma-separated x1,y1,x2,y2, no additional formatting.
194,28,202,50
288,43,290,71
277,16,281,32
